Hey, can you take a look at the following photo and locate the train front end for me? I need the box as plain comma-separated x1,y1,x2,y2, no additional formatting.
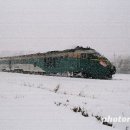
80,49,116,79
98,57,116,79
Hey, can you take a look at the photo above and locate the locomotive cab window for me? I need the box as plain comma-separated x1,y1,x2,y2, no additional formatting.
87,53,97,59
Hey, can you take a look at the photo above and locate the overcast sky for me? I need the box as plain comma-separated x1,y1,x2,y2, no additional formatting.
0,0,130,58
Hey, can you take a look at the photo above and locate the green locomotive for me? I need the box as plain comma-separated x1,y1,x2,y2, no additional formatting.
0,46,116,79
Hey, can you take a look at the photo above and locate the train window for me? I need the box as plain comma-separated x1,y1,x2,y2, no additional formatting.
87,54,97,59
47,58,50,67
44,58,48,67
65,55,68,58
52,58,56,67
9,60,11,70
44,57,53,68
81,53,86,59
49,57,53,67
55,57,58,61
44,58,46,63
60,56,63,59
34,62,37,67
43,57,59,68
93,52,101,57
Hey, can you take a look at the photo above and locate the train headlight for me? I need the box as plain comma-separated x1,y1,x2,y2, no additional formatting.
99,60,107,67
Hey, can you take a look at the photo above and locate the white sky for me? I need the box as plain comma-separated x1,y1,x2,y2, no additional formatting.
0,0,130,58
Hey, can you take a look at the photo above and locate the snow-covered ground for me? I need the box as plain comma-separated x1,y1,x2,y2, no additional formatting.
0,72,130,130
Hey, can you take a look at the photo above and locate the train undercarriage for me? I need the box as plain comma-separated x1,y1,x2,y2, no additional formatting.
2,69,113,80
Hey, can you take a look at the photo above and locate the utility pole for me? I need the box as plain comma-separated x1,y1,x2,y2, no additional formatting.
114,53,116,67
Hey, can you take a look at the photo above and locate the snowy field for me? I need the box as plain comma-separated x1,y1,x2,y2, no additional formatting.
0,72,130,130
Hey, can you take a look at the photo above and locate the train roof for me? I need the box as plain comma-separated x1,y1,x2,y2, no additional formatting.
0,46,95,59
47,46,94,53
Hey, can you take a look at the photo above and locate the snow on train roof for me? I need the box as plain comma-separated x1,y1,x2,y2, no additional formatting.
0,46,96,59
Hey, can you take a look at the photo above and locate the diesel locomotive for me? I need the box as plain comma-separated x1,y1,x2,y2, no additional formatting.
0,46,116,79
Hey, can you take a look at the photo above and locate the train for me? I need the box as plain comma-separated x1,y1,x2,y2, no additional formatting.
0,46,116,79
